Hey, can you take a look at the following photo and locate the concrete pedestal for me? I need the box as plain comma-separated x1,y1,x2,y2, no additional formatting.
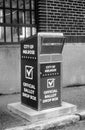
8,102,77,123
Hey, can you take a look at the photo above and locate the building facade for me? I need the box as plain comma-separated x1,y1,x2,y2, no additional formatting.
38,0,85,43
0,0,85,94
0,0,85,44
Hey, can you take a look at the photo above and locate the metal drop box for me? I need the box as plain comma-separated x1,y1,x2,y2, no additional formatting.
21,32,65,111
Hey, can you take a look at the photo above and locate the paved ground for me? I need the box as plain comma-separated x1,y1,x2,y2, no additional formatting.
0,94,30,130
62,85,85,111
0,86,85,130
57,121,85,130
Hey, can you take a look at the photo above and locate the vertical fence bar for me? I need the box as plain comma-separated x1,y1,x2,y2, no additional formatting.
3,0,6,42
10,0,13,43
17,0,20,42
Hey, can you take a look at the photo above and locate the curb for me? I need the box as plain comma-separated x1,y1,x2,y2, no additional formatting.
5,110,85,130
5,114,80,130
77,110,85,121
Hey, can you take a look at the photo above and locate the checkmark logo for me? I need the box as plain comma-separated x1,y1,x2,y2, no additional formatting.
25,65,33,80
47,78,55,88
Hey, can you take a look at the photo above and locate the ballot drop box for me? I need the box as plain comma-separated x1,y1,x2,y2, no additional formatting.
21,33,65,111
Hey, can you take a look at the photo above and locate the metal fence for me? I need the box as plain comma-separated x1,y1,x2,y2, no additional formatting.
0,0,37,44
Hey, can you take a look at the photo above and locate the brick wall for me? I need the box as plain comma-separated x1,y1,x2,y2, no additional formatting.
37,0,85,43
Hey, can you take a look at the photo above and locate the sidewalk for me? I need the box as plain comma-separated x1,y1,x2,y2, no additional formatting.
0,86,85,130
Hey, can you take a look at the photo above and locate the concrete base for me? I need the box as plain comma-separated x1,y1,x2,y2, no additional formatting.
8,102,77,123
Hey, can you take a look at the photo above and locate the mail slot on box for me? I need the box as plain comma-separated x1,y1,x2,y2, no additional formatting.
41,37,64,54
21,32,65,111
